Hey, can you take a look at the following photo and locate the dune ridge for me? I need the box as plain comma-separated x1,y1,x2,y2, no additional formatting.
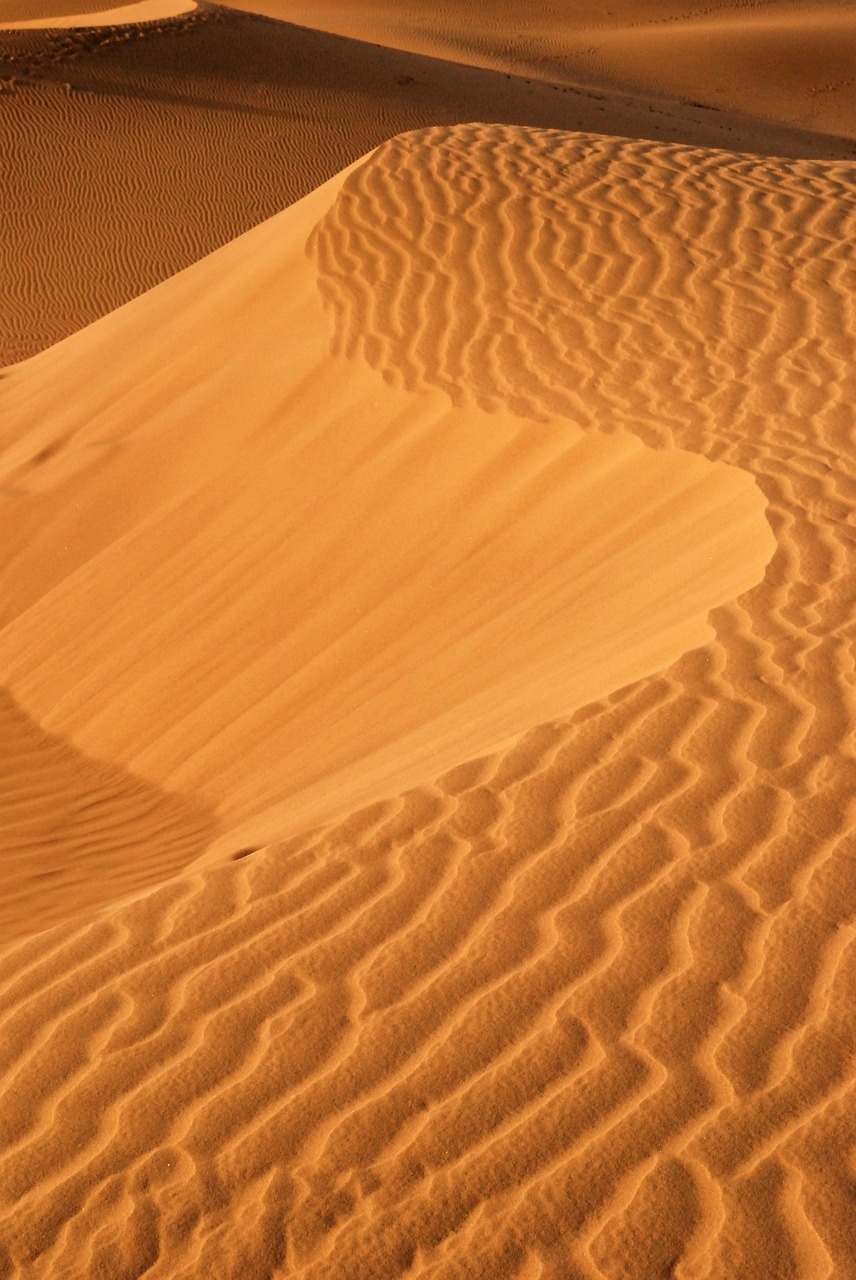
1,4,850,368
1,122,855,1277
0,151,772,887
223,0,856,140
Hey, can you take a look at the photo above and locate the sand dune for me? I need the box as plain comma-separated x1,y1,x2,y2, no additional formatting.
0,0,195,29
0,0,124,20
2,117,856,1277
0,153,772,892
228,0,856,139
1,3,849,368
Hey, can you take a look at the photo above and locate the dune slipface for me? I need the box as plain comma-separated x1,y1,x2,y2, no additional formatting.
0,122,854,1280
0,147,772,877
1,0,848,366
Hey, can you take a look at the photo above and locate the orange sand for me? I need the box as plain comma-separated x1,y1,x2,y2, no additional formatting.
1,4,856,1278
1,2,850,366
227,0,856,138
0,0,195,28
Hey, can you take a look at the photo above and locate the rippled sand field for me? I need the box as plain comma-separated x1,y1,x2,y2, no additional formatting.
1,5,855,1278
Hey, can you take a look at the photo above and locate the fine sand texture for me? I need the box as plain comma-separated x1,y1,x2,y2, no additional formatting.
226,0,856,140
0,0,196,29
1,119,856,1277
2,4,852,367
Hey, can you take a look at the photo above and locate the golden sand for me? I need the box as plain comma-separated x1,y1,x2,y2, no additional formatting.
1,5,855,1277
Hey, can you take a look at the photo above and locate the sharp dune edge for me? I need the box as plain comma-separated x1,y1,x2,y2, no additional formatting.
0,143,773,929
0,0,197,30
225,0,856,140
1,0,851,368
2,7,856,1280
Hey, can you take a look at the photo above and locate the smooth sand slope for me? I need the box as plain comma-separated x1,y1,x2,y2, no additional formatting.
226,0,856,140
2,121,856,1277
1,2,849,367
0,0,196,28
0,152,772,935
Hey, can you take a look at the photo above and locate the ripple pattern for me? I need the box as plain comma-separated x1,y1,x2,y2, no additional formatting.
2,125,856,1277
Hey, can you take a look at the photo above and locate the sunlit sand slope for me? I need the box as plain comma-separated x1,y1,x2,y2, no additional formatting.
1,124,854,1277
0,3,847,366
1,0,144,20
0,0,195,28
0,154,771,919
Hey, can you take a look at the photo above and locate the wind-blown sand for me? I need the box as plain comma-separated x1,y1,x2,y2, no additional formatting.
2,4,856,1278
227,0,856,139
1,2,850,366
0,0,195,28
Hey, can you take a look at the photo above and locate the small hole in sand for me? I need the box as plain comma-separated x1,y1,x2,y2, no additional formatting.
231,847,261,862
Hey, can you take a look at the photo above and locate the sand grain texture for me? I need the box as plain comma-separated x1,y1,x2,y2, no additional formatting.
2,3,850,366
228,0,856,139
2,120,856,1278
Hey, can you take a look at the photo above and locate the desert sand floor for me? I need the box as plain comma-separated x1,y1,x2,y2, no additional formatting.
2,4,856,1280
226,0,856,141
1,2,851,366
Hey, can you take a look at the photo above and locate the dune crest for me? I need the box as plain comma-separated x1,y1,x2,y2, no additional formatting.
0,143,771,883
0,0,196,29
2,1,848,367
2,123,855,1279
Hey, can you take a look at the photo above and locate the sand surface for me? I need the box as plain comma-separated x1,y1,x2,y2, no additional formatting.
0,0,195,28
2,3,856,1278
226,0,856,139
2,2,851,367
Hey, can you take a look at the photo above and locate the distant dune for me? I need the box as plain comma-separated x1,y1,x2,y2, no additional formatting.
0,0,195,28
1,2,851,366
1,3,856,1278
227,0,856,139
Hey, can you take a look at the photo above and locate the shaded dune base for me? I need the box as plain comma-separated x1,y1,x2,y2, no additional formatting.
0,6,849,366
0,125,854,1278
0,689,217,941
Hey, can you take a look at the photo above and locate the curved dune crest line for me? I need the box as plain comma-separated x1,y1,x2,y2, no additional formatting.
0,0,196,28
0,142,771,867
1,127,855,1278
309,123,856,429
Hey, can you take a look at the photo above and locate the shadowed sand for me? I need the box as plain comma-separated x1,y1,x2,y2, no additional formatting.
3,116,856,1277
0,688,216,941
2,1,852,367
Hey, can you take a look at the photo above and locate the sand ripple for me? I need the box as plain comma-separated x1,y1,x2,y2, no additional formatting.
1,125,855,1276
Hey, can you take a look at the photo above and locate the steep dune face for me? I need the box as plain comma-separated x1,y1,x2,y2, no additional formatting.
3,121,855,1278
0,150,772,900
